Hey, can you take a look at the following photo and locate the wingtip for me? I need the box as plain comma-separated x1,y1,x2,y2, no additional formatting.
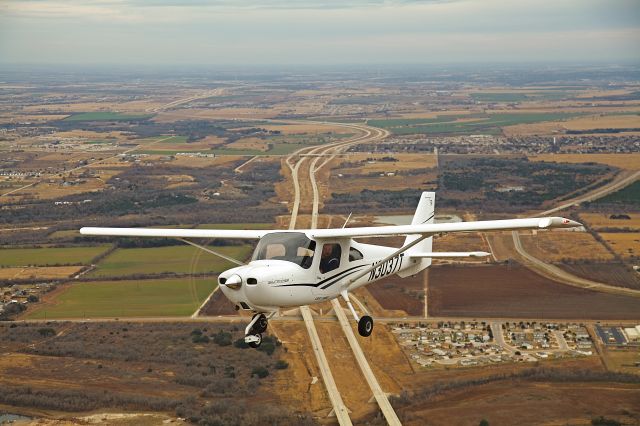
539,217,583,229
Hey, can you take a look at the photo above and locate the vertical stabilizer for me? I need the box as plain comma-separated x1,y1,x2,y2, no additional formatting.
397,192,434,277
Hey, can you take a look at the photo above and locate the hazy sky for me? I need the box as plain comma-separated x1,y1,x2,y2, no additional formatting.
1,0,639,66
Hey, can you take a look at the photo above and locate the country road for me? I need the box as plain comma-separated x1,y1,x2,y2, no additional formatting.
512,231,640,298
539,169,640,216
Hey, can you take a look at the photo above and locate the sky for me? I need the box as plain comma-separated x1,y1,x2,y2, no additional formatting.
0,0,639,67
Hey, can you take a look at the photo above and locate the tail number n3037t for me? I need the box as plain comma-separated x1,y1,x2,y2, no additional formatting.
368,253,404,281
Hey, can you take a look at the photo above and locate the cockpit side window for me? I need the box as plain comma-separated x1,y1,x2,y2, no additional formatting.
320,243,342,274
252,232,316,269
349,246,364,262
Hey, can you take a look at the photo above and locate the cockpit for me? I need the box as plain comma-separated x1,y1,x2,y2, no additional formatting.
251,232,316,269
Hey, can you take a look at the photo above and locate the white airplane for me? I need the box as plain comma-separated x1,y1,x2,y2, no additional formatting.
80,192,581,348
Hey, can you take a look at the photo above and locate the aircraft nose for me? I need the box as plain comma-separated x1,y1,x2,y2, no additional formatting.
222,274,242,290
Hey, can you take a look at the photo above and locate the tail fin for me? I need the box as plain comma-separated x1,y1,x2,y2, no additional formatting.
397,192,434,277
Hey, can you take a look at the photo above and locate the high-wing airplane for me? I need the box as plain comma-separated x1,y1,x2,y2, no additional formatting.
80,192,581,348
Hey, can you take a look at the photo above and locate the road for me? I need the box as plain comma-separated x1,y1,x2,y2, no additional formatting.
283,120,386,425
332,299,402,426
490,322,516,354
539,169,640,216
512,231,640,298
300,305,353,425
298,120,400,425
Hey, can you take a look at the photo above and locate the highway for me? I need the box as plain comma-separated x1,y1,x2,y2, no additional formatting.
331,299,402,426
300,121,400,425
282,118,395,424
300,305,353,425
511,231,640,298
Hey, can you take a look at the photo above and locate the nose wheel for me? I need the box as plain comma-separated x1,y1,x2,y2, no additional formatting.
244,313,269,348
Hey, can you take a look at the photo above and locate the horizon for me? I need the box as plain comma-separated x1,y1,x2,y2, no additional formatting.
1,0,639,67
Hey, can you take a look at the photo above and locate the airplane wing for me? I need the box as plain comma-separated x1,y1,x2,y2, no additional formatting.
305,217,581,239
79,227,269,239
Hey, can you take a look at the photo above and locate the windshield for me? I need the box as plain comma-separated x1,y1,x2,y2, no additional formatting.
252,232,316,269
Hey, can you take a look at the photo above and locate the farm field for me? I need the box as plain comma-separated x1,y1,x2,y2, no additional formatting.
367,112,580,135
595,181,640,206
367,271,425,316
529,153,640,170
0,266,83,281
395,379,640,426
428,264,640,319
561,263,640,289
599,232,640,260
88,245,253,278
518,231,614,262
25,277,217,318
0,245,111,267
63,112,154,122
580,212,640,230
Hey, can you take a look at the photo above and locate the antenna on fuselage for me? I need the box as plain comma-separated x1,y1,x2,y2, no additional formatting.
341,212,352,229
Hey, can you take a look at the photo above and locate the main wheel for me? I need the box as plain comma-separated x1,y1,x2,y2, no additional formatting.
358,316,374,337
247,333,262,348
253,314,268,334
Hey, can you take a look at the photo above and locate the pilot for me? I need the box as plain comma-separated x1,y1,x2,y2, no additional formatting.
319,244,340,274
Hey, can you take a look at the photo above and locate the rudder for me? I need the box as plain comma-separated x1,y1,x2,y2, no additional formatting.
397,192,434,277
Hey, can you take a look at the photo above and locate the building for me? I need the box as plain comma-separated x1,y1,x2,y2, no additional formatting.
623,325,640,342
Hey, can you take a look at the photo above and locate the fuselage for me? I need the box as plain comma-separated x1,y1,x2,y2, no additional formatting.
218,231,417,313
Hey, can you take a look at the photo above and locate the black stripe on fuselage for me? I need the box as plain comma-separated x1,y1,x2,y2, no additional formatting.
274,264,365,288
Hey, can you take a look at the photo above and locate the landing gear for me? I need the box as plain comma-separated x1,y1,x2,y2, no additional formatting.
358,316,374,337
245,333,262,348
244,313,269,348
341,290,374,337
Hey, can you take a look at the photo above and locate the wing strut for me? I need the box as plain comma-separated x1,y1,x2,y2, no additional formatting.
177,238,244,266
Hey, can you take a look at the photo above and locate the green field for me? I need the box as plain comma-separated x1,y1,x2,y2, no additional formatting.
157,135,189,144
594,181,640,206
470,91,574,103
88,245,253,278
63,112,153,122
26,277,217,319
0,245,111,267
368,112,580,135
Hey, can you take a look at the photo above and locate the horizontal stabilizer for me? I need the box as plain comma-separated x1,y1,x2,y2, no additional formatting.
409,251,491,258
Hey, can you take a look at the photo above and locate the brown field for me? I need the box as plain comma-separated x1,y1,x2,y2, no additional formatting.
562,114,640,131
600,348,640,375
429,264,640,319
367,271,425,316
261,123,353,135
154,108,282,121
529,153,640,170
599,232,640,259
30,178,105,200
580,212,640,230
336,153,437,174
170,155,243,168
561,262,640,289
519,230,614,262
197,290,237,316
396,379,640,426
331,171,437,194
0,266,83,280
226,137,270,151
